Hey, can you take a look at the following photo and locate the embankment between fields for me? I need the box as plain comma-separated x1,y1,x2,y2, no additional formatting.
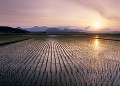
0,38,32,46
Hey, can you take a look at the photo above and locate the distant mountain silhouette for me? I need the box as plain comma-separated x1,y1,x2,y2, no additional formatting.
21,26,85,32
0,26,29,34
45,28,61,33
20,26,86,34
44,28,86,34
111,31,120,34
22,26,49,32
1,26,120,34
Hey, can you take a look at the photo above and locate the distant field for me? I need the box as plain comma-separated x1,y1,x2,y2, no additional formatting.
0,34,120,86
0,35,32,45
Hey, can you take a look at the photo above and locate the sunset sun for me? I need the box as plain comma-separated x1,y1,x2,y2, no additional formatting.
94,22,101,28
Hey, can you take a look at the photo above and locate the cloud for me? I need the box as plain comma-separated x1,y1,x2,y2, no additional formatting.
71,0,120,21
0,0,46,16
84,26,91,30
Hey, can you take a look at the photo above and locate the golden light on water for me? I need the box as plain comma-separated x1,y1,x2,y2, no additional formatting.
94,35,100,46
94,39,100,53
93,36,101,59
95,39,99,46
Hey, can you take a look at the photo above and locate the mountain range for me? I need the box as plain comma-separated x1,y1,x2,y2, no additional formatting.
0,26,119,34
18,26,86,34
19,26,49,32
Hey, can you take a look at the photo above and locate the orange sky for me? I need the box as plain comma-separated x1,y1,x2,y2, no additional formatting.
0,0,120,31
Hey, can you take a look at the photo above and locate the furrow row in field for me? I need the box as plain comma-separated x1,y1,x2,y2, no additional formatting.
0,35,120,86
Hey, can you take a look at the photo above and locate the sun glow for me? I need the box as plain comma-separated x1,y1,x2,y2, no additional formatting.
94,22,101,28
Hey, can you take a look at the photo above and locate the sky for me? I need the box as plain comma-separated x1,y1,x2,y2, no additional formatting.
0,0,120,31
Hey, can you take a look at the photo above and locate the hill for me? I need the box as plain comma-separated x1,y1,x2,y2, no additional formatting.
0,26,29,34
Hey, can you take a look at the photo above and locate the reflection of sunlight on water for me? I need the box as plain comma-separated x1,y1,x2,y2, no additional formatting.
84,36,103,84
88,37,102,76
93,36,101,59
94,35,101,50
95,39,99,46
94,39,99,51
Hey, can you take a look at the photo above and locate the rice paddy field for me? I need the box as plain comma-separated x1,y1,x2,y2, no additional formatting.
0,34,120,86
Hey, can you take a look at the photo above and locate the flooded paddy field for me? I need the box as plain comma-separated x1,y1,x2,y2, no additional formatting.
0,34,120,86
